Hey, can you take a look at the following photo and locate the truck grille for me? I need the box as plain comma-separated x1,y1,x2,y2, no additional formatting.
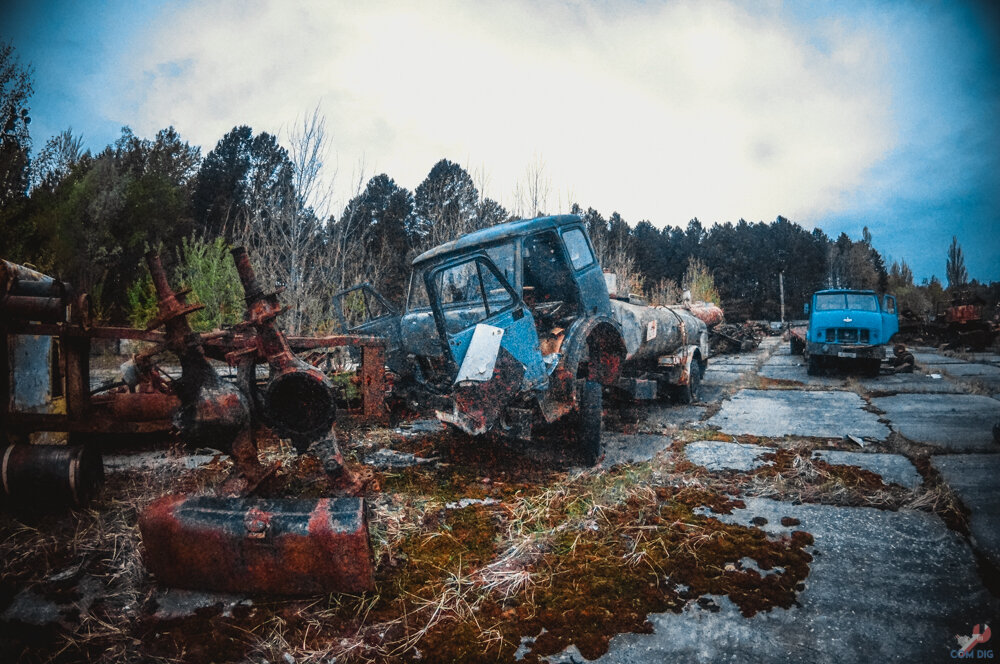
824,328,869,344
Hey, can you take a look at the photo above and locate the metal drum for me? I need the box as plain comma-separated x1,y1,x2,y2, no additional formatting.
1,444,104,510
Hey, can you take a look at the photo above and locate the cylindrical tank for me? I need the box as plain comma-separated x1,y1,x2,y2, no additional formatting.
0,260,68,323
610,300,707,363
687,302,725,328
1,444,104,511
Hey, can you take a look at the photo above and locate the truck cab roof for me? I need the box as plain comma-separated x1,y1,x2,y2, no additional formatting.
814,289,878,295
412,214,583,266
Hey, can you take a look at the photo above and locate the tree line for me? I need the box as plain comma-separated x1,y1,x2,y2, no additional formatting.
1,41,994,332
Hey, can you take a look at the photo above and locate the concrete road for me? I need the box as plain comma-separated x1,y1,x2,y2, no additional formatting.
556,336,1000,664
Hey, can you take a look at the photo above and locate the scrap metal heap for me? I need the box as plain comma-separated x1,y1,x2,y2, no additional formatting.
136,248,373,594
1,250,379,594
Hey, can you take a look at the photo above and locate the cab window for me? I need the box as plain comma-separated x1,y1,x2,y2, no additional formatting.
433,258,515,334
562,227,595,270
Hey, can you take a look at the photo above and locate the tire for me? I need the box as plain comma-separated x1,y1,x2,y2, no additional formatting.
676,362,701,404
790,337,804,355
807,355,820,376
862,359,881,378
577,380,603,465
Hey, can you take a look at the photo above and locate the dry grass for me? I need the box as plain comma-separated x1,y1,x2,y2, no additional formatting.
0,414,959,663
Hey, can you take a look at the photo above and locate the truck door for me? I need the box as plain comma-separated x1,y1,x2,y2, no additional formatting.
430,256,547,390
882,294,899,341
332,283,399,345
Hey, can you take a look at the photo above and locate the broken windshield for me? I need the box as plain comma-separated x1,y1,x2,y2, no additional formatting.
484,242,516,287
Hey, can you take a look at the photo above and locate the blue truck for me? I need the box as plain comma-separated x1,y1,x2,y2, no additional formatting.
797,289,899,376
334,214,710,464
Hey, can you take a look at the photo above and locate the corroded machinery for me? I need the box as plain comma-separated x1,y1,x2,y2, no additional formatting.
2,251,382,593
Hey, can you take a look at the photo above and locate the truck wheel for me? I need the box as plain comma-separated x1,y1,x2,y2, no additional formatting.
790,337,804,355
577,380,603,465
807,355,820,376
676,364,701,404
863,359,881,378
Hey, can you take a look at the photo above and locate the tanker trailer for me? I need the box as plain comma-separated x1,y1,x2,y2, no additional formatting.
610,299,710,404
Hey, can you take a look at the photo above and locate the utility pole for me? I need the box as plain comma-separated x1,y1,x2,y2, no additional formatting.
779,271,785,327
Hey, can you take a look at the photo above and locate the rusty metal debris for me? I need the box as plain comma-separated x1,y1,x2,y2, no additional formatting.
710,321,766,354
139,494,374,595
3,252,380,593
1,252,388,456
145,251,252,454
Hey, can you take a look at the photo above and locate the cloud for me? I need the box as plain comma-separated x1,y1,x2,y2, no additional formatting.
113,0,895,223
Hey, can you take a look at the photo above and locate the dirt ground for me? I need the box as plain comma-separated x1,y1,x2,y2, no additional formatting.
1,337,998,663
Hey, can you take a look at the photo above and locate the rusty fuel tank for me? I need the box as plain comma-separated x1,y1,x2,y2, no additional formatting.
139,494,374,595
2,444,104,511
0,259,69,323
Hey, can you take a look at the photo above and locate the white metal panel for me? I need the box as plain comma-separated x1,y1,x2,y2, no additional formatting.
455,324,504,383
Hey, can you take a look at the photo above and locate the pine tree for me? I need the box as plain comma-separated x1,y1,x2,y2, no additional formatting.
945,236,968,288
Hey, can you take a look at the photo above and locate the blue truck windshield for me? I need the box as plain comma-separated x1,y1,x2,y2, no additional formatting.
815,293,878,312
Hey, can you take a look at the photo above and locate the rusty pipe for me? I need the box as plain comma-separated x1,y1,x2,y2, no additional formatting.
0,294,67,323
93,391,182,422
144,252,250,452
230,247,337,447
231,247,264,303
687,302,725,329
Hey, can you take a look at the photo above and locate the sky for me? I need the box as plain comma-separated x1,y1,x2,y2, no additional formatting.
5,0,999,283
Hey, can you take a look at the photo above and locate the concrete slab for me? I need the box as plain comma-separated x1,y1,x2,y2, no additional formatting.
701,369,742,385
872,393,1000,451
762,353,807,367
931,454,1000,569
707,389,890,440
959,352,1000,364
855,372,965,394
549,498,999,663
757,364,837,386
602,433,673,466
708,356,759,368
758,364,969,394
811,450,923,489
640,404,706,431
942,363,1000,378
695,384,726,403
912,351,965,366
684,440,774,472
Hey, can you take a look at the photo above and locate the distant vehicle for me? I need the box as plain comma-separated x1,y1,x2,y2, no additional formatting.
932,292,995,351
796,289,899,376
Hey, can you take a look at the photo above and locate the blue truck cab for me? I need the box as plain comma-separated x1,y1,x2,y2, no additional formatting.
805,289,898,376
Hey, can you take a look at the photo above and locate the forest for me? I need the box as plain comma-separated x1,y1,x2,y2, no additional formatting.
1,42,995,333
